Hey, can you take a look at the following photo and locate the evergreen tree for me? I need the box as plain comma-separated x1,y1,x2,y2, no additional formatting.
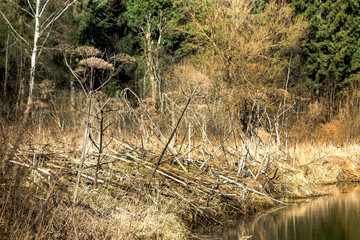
120,0,188,58
76,0,125,53
292,0,360,116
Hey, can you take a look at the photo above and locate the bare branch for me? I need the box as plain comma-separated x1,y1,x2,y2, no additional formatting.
63,53,88,96
7,0,34,17
0,11,31,48
26,0,36,15
39,0,51,17
40,0,77,35
40,10,56,30
148,86,199,185
37,27,52,59
93,65,123,92
214,172,286,205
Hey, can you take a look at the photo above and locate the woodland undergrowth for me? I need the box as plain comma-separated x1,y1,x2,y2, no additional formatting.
1,89,360,240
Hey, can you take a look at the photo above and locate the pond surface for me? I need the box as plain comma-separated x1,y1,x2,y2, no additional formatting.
205,184,360,240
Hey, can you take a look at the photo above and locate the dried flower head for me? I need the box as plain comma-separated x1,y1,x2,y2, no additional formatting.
79,57,114,70
75,46,102,56
74,66,86,74
110,53,136,63
54,44,75,53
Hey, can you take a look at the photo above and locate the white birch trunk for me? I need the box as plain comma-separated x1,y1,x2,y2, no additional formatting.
24,0,40,123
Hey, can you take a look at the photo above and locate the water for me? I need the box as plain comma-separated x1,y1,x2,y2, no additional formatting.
207,184,360,240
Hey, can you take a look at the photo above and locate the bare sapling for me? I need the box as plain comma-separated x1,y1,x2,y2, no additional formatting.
141,13,166,108
188,115,191,164
64,47,133,203
283,60,291,158
3,26,10,96
93,105,104,188
148,86,199,185
92,94,115,188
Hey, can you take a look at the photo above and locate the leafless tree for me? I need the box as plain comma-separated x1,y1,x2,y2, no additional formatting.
0,0,77,123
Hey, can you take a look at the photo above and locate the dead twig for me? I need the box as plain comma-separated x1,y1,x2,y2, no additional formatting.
148,86,198,185
213,172,286,205
299,154,329,168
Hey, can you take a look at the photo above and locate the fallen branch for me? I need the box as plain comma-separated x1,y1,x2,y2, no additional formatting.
148,88,197,185
81,173,105,183
89,150,132,163
213,172,286,205
299,154,329,168
9,160,51,175
145,118,187,172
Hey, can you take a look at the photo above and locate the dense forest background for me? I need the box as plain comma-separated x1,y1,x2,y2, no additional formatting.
1,0,359,130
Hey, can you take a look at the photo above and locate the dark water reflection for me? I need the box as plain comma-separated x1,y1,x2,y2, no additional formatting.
208,184,360,240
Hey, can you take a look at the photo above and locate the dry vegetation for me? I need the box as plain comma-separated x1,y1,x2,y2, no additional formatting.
1,0,360,239
1,72,360,239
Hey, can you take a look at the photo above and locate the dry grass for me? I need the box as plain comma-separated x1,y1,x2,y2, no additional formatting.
0,181,188,239
0,133,189,239
2,86,360,239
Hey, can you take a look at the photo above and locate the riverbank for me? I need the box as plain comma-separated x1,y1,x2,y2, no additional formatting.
205,184,360,239
1,126,360,239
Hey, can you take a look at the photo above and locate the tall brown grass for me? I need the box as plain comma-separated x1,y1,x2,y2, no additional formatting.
0,109,189,239
2,60,360,239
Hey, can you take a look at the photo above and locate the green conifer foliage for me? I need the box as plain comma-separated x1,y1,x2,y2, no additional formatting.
292,0,360,115
77,0,125,52
121,0,187,58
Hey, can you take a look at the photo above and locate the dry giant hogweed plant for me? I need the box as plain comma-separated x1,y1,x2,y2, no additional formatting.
75,46,101,57
79,57,114,70
111,53,136,63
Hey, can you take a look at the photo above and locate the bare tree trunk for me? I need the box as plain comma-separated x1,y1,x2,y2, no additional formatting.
16,18,24,111
70,80,75,106
16,53,24,112
1,0,77,120
23,0,40,123
74,68,94,204
143,14,164,107
3,27,10,96
284,60,291,159
69,58,75,106
188,118,191,163
94,109,104,188
146,30,156,105
73,92,92,204
171,101,177,147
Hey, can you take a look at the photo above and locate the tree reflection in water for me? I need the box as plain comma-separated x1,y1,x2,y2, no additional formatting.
209,184,360,240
